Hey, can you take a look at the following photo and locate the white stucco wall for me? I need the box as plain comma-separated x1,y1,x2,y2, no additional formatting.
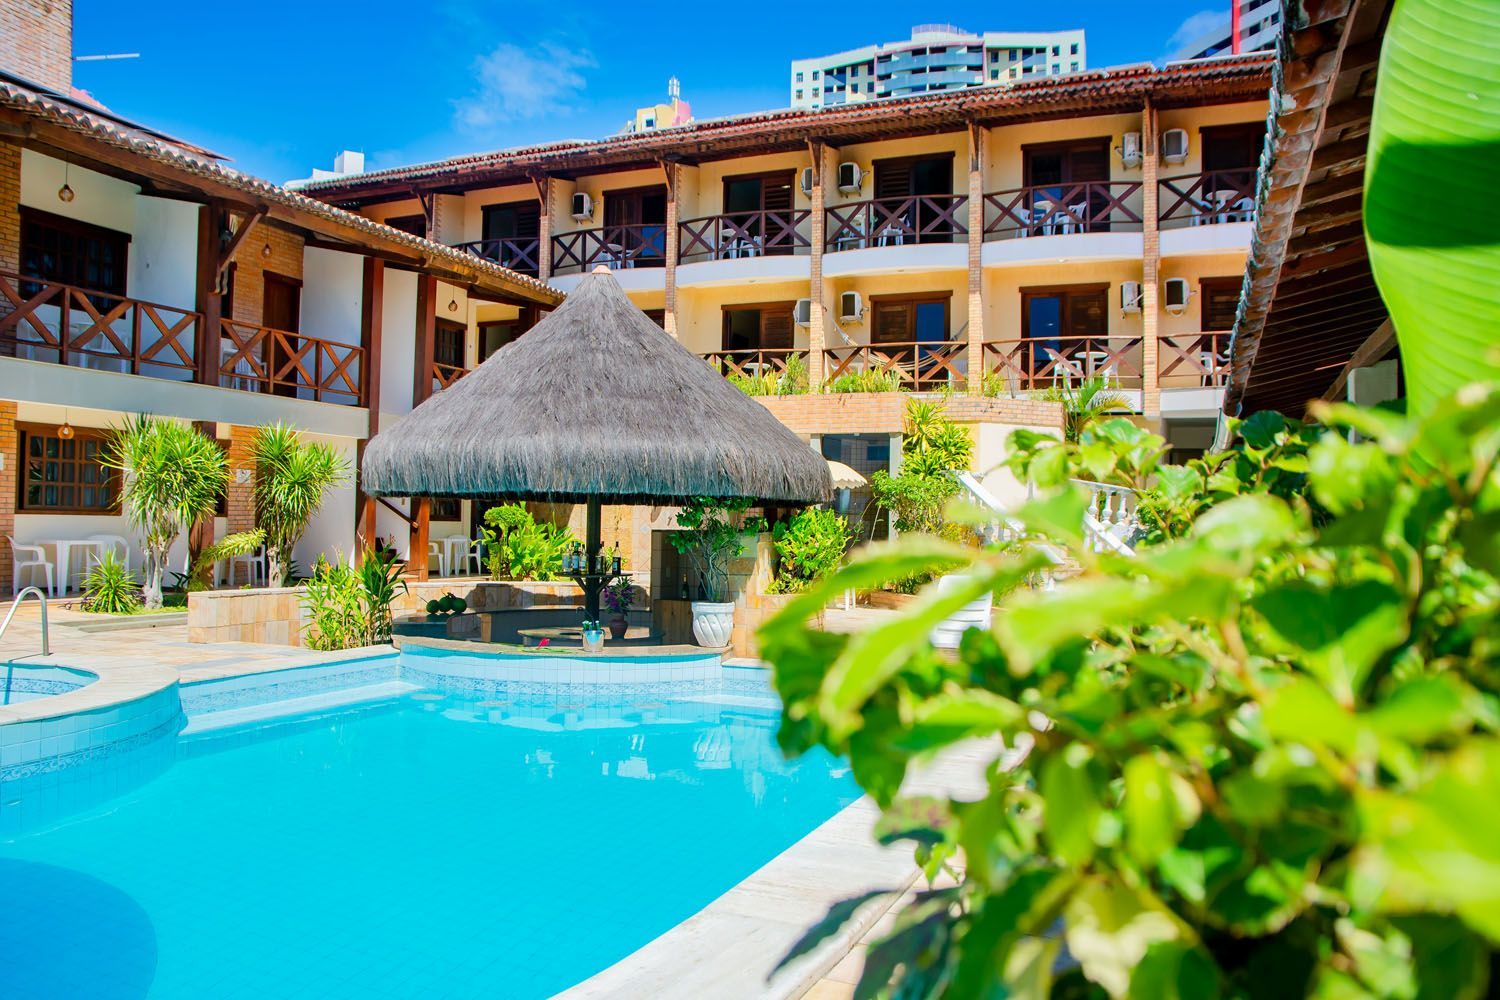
972,421,1060,510
128,197,199,309
379,268,419,423
20,150,137,235
290,433,360,573
301,247,364,348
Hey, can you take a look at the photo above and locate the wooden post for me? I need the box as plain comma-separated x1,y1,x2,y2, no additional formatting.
410,497,431,582
584,496,602,622
413,273,437,406
188,419,218,580
194,203,225,388
355,257,384,554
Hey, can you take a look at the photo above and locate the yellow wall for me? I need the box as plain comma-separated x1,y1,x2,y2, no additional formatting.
457,181,537,244
1157,100,1268,178
555,167,667,236
675,280,811,355
982,260,1143,343
684,151,813,220
826,270,968,346
1158,252,1250,338
983,112,1141,191
828,132,969,211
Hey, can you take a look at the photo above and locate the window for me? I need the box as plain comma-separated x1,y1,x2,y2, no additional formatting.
991,69,1000,80
812,70,820,79
1070,42,1079,55
1201,123,1267,172
643,309,666,328
1052,45,1060,56
643,117,655,128
1070,61,1079,72
870,294,951,345
384,214,426,237
20,207,130,296
434,320,465,369
1200,277,1242,331
795,89,803,100
1052,63,1060,73
721,303,795,353
795,71,804,82
19,425,116,513
1021,285,1108,371
431,498,461,521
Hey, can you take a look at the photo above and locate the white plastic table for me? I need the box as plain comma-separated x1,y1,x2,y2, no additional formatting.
37,538,107,595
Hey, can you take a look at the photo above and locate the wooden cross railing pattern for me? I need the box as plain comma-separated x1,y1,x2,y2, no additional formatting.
551,224,668,274
823,340,968,392
1159,332,1231,387
824,195,969,252
432,361,469,390
678,210,812,263
454,238,541,276
0,270,200,379
982,182,1143,240
700,348,802,381
981,336,1144,391
218,319,364,405
1157,170,1257,229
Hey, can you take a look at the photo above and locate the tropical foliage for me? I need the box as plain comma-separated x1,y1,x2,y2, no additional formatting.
80,551,141,615
827,370,905,394
769,507,851,594
1035,374,1133,443
602,576,635,618
762,385,1500,999
669,497,767,602
480,503,576,580
250,423,350,588
726,353,810,397
901,400,974,478
184,530,265,593
103,415,228,609
302,549,407,650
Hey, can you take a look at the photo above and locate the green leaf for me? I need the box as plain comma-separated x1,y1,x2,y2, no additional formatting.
1239,411,1287,449
1124,753,1199,866
1013,486,1090,547
891,690,1027,753
1041,744,1103,866
1365,0,1500,414
1190,495,1301,552
1262,675,1360,754
1154,465,1201,502
1129,940,1221,1000
1308,435,1398,516
1251,580,1409,704
1064,877,1182,997
1366,675,1473,745
873,795,952,847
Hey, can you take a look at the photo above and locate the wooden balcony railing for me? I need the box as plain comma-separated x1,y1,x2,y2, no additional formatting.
219,319,364,405
0,270,200,379
824,340,968,392
701,348,803,380
1158,170,1257,229
432,361,469,390
454,238,541,276
678,210,813,263
983,182,1143,240
1160,332,1231,387
825,195,969,252
982,336,1144,391
551,225,667,275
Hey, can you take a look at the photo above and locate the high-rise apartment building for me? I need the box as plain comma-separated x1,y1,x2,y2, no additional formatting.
1172,0,1281,61
789,24,1086,109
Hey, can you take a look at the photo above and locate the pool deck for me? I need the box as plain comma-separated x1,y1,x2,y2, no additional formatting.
1,600,948,999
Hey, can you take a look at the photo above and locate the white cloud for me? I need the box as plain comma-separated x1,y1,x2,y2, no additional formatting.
1162,9,1230,59
453,42,596,131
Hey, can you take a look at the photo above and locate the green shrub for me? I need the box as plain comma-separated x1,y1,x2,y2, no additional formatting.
185,530,265,593
725,353,810,397
769,508,850,593
826,370,905,394
80,551,141,614
481,503,575,580
668,497,767,602
358,547,407,643
301,557,367,651
761,385,1500,999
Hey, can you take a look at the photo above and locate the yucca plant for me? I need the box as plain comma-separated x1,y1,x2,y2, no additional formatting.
358,547,407,643
80,551,142,614
185,529,266,593
1037,374,1132,443
249,423,350,588
103,415,228,609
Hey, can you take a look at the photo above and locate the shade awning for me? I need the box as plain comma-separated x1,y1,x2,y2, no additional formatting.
361,268,832,506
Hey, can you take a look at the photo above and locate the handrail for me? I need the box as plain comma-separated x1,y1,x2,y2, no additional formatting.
0,587,50,657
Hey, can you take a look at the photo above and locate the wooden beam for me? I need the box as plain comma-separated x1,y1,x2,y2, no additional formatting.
1322,319,1398,400
413,273,437,407
194,203,225,387
219,206,269,276
410,498,432,582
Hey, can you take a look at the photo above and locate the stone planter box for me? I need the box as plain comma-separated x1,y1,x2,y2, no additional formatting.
188,586,308,646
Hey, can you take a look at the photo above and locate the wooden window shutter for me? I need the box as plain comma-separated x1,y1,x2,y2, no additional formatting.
874,161,912,201
760,306,794,349
873,302,911,343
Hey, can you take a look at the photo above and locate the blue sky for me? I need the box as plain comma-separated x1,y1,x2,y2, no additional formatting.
74,1,1230,184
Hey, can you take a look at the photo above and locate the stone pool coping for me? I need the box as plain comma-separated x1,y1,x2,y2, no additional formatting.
560,739,994,1000
396,634,724,661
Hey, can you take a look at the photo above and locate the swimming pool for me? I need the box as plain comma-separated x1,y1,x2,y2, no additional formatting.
0,655,859,999
0,663,97,705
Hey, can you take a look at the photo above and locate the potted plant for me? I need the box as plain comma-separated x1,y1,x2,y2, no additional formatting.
602,577,634,639
580,619,605,652
667,497,767,647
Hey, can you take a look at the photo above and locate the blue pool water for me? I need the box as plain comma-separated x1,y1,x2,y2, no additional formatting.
0,672,859,999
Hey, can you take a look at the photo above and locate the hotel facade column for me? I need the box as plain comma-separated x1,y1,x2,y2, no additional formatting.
806,141,830,386
966,122,986,394
188,202,229,571
1140,100,1162,421
662,159,679,337
534,175,553,281
355,257,384,554
409,273,437,580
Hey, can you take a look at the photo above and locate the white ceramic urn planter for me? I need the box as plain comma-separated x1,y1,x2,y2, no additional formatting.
690,601,735,647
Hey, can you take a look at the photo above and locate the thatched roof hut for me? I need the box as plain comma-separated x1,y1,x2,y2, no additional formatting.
361,268,831,506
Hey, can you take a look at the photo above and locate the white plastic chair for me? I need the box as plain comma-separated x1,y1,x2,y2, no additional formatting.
230,545,268,588
428,541,449,578
440,534,471,576
467,538,487,576
87,533,131,573
8,537,55,597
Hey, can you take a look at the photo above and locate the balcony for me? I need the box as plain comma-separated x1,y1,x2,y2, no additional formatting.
1157,170,1257,229
981,335,1144,391
432,361,468,393
983,182,1143,240
454,238,541,277
824,340,969,393
1159,332,1230,388
825,196,969,252
678,211,812,263
551,225,666,276
0,271,365,407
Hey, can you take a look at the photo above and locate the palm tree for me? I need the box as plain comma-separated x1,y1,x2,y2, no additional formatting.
103,415,228,609
249,422,350,587
1040,375,1132,443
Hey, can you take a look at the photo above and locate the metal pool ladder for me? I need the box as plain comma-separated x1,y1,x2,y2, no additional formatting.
0,587,50,656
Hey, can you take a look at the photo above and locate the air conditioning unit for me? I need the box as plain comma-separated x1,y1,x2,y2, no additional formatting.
838,291,864,323
794,298,813,326
1163,277,1190,314
1120,280,1143,314
1117,131,1143,168
837,162,863,193
1161,128,1189,165
800,167,816,196
570,192,593,221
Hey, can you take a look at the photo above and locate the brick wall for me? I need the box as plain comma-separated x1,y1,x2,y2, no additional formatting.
0,400,15,592
0,0,72,94
758,392,1064,436
0,139,19,272
231,223,304,326
223,425,257,583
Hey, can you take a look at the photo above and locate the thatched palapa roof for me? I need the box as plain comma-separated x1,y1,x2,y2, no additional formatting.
361,269,832,506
